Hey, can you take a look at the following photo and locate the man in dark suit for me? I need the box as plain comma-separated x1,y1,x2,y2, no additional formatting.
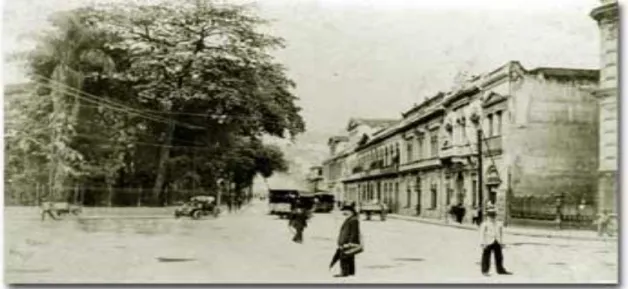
289,205,309,243
336,203,361,277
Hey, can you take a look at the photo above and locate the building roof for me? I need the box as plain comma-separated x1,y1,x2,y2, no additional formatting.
346,118,398,131
526,67,599,82
351,60,599,154
402,91,445,117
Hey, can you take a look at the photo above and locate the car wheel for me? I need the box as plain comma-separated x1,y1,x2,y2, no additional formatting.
191,210,202,220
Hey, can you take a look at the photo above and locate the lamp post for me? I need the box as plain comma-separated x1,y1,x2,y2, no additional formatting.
471,112,483,223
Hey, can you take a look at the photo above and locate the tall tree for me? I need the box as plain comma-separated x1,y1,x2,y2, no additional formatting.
26,8,117,201
90,0,304,204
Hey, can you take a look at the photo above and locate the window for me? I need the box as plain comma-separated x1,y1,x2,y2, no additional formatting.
417,136,424,160
395,144,400,164
406,185,412,208
497,111,503,136
430,130,439,157
406,141,414,163
472,180,478,207
430,184,438,209
487,114,494,137
446,184,451,205
452,122,457,146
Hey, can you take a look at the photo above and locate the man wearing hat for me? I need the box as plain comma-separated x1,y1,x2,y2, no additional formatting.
289,199,309,243
333,202,362,277
479,203,512,276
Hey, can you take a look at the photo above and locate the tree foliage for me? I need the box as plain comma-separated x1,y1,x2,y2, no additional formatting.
7,0,304,206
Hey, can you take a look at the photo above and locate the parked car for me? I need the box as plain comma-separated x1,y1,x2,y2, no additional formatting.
174,195,219,219
359,199,388,221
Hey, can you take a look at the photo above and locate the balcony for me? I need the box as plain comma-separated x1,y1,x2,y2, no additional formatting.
483,136,503,156
399,157,441,172
440,142,454,159
367,164,399,177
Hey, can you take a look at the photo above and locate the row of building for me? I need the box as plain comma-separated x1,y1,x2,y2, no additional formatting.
311,0,618,225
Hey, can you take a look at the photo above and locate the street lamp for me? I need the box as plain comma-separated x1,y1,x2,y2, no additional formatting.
470,112,483,223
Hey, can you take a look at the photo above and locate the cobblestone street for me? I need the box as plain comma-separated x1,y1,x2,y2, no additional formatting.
5,201,617,284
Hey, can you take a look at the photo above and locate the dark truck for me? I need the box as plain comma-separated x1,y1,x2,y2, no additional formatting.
268,189,298,219
313,192,335,213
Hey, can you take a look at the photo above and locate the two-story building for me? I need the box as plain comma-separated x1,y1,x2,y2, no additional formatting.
590,0,619,215
339,61,599,223
322,118,398,204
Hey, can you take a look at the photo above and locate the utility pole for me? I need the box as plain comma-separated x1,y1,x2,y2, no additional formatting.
477,127,484,224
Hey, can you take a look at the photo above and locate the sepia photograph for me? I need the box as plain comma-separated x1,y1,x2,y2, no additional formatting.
2,0,619,284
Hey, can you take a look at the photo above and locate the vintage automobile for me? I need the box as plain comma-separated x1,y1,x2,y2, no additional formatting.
174,195,220,219
40,202,82,220
268,190,298,219
359,199,388,221
312,192,335,213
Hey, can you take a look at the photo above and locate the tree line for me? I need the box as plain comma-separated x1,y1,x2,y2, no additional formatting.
5,0,305,206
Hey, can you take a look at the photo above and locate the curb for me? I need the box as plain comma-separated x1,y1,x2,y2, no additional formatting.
388,214,616,242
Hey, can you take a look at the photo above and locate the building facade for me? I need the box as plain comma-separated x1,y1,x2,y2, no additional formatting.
306,166,324,192
590,0,619,214
322,118,397,203
338,61,599,223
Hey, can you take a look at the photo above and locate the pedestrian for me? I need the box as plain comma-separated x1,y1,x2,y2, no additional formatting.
226,195,233,213
236,195,243,211
334,202,362,278
472,206,481,226
479,204,512,276
289,203,308,243
40,202,59,221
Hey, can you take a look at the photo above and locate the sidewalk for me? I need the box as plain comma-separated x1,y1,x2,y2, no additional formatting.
388,214,617,242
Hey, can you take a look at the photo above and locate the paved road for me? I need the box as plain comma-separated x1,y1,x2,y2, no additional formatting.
5,201,617,284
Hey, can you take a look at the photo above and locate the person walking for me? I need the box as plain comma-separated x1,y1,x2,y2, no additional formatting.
479,204,512,276
226,194,233,213
40,202,59,221
289,203,309,243
334,203,362,278
236,195,243,211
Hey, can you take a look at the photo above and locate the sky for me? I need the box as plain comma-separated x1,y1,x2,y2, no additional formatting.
2,0,602,136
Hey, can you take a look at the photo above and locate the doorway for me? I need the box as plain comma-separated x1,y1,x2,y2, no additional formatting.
416,177,422,216
455,173,465,205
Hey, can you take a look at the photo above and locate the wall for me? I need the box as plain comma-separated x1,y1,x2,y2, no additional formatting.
509,75,598,205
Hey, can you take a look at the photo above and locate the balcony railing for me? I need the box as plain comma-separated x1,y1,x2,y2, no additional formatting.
440,144,454,159
399,157,441,172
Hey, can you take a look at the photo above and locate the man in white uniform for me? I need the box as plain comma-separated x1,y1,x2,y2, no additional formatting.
479,204,512,276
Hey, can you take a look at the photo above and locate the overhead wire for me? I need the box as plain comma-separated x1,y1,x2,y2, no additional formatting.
31,74,296,125
74,133,214,150
33,74,206,130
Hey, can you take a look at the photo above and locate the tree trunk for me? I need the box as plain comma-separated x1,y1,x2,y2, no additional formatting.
152,121,175,206
50,66,82,203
